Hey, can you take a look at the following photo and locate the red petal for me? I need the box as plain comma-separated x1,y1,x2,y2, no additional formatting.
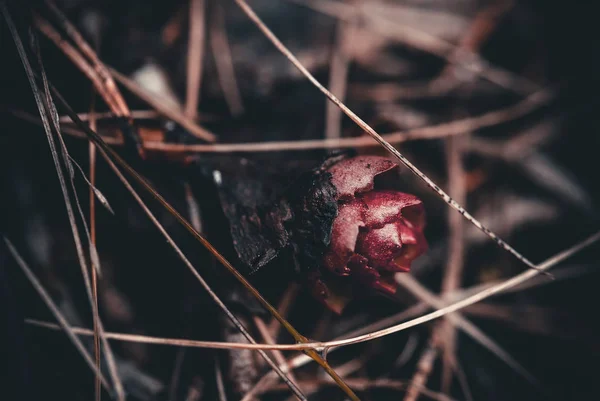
347,255,397,296
356,217,428,272
347,254,379,282
372,273,398,296
322,200,365,275
402,204,427,231
361,190,424,228
328,156,398,201
393,220,428,270
355,222,408,272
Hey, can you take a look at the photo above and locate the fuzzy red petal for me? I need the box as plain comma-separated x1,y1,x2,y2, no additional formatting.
347,254,379,283
355,222,408,272
372,273,399,296
317,155,429,308
361,190,424,228
328,156,398,201
347,255,398,296
393,220,428,270
322,200,365,275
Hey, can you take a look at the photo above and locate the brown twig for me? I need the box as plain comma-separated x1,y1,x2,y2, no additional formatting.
33,10,145,157
221,313,260,396
43,0,131,117
215,358,229,401
23,313,314,349
441,136,468,294
59,110,156,122
333,352,373,378
209,1,244,115
166,184,203,401
404,334,442,401
34,14,123,115
87,28,103,401
185,378,204,401
254,317,299,388
4,241,110,389
168,349,187,401
439,132,468,393
18,89,552,152
89,98,102,401
325,17,355,139
109,67,217,142
433,0,516,87
57,109,219,123
404,131,468,401
467,118,558,161
268,283,299,339
349,80,461,102
162,5,186,47
185,0,206,119
184,182,203,233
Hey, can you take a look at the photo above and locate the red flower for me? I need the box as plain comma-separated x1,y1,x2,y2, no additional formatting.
314,156,427,311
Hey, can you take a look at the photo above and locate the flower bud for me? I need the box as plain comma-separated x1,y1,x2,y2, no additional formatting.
315,156,427,311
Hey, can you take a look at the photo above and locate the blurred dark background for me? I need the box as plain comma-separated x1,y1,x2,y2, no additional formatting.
1,0,599,400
